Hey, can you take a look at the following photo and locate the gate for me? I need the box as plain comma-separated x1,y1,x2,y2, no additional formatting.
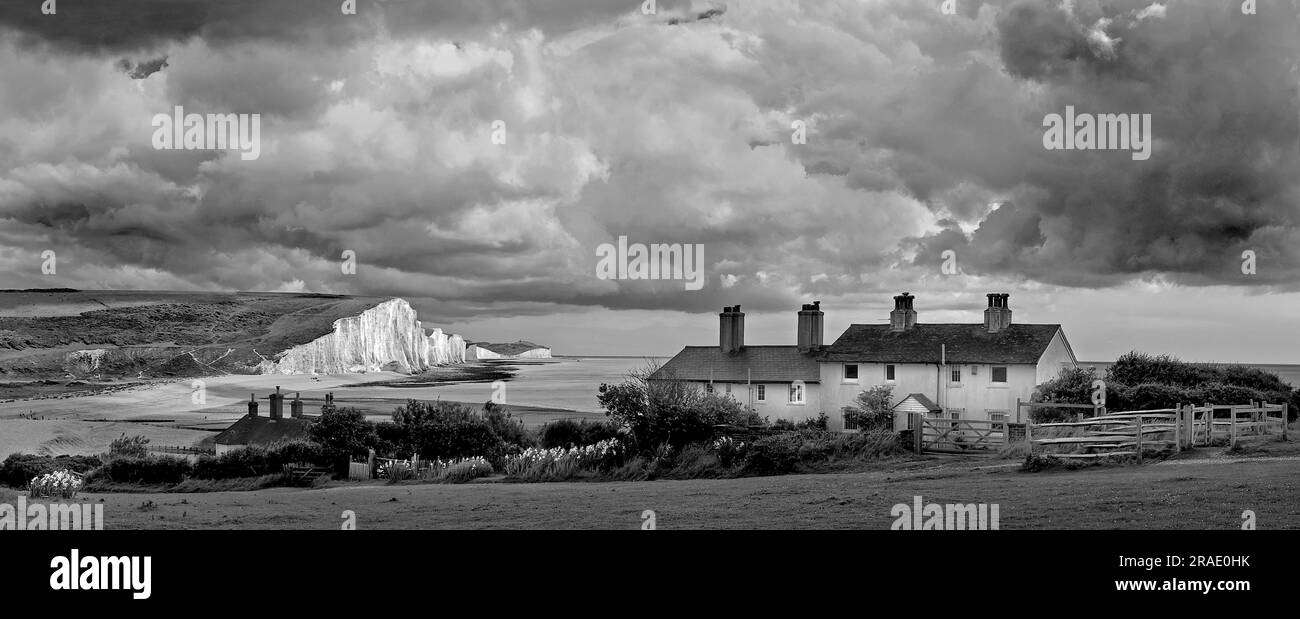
912,414,1008,454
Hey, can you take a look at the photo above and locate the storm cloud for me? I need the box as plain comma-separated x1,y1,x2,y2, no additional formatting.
0,0,1296,323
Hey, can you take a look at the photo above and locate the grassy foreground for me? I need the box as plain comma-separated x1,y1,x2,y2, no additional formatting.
66,451,1300,530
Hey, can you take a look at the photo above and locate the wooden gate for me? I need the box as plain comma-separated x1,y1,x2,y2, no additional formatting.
912,414,1008,454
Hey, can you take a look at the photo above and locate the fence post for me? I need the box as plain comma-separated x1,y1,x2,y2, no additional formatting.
1175,405,1185,455
1015,397,1022,423
1134,415,1143,463
1184,404,1194,448
1283,403,1289,441
1230,406,1238,449
1024,417,1033,456
911,413,923,453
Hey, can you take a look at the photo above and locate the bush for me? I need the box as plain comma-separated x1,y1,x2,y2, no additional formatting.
598,362,764,451
107,434,151,459
740,429,902,476
391,400,507,463
540,419,621,449
85,455,193,485
795,413,829,431
483,401,536,448
0,454,102,489
191,440,332,480
309,407,376,458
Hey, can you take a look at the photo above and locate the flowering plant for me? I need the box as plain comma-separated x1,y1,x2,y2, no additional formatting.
29,470,83,499
503,438,625,477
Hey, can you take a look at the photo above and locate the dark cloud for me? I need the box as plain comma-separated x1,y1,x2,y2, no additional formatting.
0,0,1296,321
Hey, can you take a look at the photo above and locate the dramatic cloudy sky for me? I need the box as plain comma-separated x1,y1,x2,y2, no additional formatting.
0,0,1297,361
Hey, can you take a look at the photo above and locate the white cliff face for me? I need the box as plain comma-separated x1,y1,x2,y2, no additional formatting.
259,298,465,375
466,346,552,360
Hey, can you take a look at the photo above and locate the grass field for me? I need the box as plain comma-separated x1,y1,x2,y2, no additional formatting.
72,446,1300,530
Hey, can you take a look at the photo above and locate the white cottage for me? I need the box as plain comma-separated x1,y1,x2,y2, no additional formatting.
818,292,1077,431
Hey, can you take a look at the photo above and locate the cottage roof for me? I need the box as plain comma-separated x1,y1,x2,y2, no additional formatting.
821,323,1062,365
212,415,312,446
649,346,821,383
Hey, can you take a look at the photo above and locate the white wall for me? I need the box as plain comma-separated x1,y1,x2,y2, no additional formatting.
1036,329,1077,385
683,381,822,425
819,361,1039,429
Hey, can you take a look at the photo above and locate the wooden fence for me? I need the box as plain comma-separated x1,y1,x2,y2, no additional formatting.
1021,401,1288,460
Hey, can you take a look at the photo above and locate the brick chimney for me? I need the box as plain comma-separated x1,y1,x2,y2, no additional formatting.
247,393,259,417
719,305,745,354
984,293,1012,333
270,386,283,420
797,301,824,353
889,292,917,332
291,392,304,419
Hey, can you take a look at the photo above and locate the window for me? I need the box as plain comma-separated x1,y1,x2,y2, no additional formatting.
991,366,1008,383
788,383,805,404
725,383,732,394
705,383,714,394
948,408,963,420
989,411,1008,424
950,367,961,383
756,385,765,402
843,364,858,381
844,409,859,430
885,364,896,381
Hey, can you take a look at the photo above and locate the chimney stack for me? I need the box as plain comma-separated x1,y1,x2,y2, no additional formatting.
984,293,1012,333
248,393,259,417
270,386,283,420
889,292,917,332
797,301,824,353
291,392,304,419
719,305,746,354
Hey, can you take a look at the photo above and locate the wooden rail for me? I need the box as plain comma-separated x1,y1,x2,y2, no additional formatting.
1024,401,1288,461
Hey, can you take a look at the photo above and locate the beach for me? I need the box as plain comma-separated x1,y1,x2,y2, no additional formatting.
0,357,659,458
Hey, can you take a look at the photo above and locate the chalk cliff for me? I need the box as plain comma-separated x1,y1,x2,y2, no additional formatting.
258,298,465,374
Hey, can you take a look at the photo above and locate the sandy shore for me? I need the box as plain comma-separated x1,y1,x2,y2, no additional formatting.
0,365,604,459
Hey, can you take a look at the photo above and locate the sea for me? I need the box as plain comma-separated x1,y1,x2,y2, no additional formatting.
403,356,667,413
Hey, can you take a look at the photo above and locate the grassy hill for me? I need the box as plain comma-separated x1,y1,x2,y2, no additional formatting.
0,290,391,379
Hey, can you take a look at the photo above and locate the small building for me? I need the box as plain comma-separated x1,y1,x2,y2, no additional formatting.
213,387,314,455
650,304,824,424
819,293,1077,431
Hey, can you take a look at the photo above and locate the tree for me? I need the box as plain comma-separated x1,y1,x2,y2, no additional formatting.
845,385,894,430
309,406,376,458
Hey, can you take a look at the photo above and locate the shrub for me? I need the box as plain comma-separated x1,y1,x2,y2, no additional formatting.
540,419,621,449
794,413,829,431
309,406,376,458
190,440,332,480
391,400,506,462
711,436,747,468
598,361,764,451
85,455,193,485
848,386,895,431
107,434,151,459
0,454,102,489
483,401,536,448
740,429,902,476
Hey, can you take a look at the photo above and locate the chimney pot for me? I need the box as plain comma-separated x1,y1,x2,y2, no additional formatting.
890,292,918,331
